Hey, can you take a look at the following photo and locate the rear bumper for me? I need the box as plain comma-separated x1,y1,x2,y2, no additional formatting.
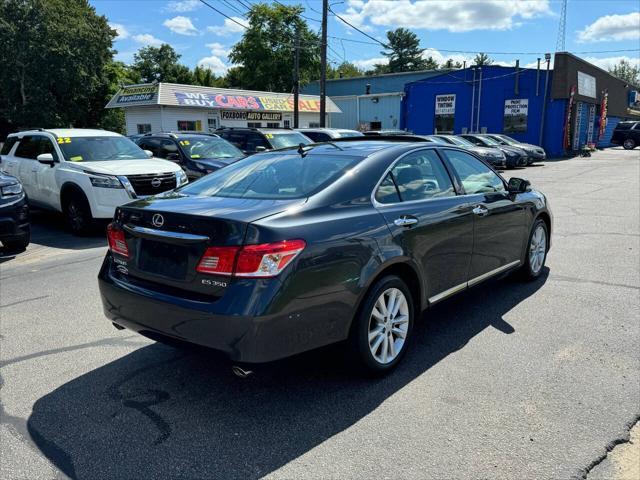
98,254,349,363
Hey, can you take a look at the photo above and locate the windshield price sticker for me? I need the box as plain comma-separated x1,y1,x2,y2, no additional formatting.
56,137,72,144
179,140,190,146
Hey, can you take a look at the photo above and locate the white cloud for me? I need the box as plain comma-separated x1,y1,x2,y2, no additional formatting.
205,42,230,57
165,0,201,12
197,56,229,75
341,0,552,33
577,12,640,43
132,34,165,47
110,23,129,40
581,55,640,70
164,15,198,36
206,17,248,36
352,57,386,70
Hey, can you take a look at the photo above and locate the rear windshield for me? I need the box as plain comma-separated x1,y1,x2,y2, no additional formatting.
57,136,147,162
179,152,361,199
267,132,312,149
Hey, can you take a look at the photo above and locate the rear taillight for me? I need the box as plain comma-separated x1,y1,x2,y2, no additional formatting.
196,246,240,275
196,240,306,278
107,223,130,258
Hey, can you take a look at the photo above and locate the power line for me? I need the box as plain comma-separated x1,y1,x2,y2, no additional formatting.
328,7,388,49
220,0,247,16
198,0,248,30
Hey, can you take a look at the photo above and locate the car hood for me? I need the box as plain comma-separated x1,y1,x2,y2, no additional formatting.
66,158,182,176
469,146,502,156
498,145,527,156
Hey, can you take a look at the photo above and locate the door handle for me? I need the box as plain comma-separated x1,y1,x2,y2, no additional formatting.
472,205,489,217
394,216,418,227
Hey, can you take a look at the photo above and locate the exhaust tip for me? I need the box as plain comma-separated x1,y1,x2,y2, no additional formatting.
232,365,253,378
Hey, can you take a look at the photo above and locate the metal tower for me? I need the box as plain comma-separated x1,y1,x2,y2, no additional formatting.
556,0,568,51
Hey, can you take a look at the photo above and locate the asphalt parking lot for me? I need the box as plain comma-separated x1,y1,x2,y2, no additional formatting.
1,148,638,480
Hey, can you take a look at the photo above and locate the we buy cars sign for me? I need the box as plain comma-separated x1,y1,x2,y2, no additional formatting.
174,91,321,112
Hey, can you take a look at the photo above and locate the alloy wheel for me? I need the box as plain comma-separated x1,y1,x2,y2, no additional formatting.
623,139,635,150
368,288,409,364
529,224,547,274
67,202,84,232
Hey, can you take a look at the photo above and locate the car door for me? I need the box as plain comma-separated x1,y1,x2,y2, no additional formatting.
13,135,42,201
441,149,527,282
0,137,20,175
34,136,62,207
374,148,474,301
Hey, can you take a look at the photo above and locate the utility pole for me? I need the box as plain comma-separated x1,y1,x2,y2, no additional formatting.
293,28,300,128
319,0,328,127
539,53,551,146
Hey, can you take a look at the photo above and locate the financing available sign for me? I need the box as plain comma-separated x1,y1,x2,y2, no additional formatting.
435,94,456,115
175,91,321,112
114,85,158,104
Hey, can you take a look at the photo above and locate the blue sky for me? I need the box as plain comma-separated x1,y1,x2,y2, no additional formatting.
92,0,640,76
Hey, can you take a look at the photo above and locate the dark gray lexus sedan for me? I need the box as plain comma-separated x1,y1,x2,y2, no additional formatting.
99,141,552,374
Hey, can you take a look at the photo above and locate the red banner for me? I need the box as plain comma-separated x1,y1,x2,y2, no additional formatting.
563,85,576,151
598,91,608,139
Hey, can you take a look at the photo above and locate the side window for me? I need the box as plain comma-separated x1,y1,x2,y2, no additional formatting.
633,123,640,130
247,133,270,151
1,137,18,156
38,137,59,161
14,136,39,159
160,139,179,159
138,138,162,157
376,149,455,203
444,150,505,195
308,132,331,142
225,133,246,150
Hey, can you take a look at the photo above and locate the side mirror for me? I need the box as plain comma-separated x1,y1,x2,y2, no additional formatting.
255,146,267,152
166,153,181,161
144,149,153,158
37,153,55,166
507,177,531,193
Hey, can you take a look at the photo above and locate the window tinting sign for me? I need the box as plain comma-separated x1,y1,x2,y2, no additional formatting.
435,94,456,115
577,71,596,98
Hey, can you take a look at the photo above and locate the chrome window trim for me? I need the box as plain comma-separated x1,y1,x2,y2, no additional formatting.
370,146,462,208
428,260,521,304
123,224,210,243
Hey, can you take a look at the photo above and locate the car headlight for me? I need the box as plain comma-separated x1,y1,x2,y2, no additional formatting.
1,182,23,197
176,169,188,186
89,175,123,189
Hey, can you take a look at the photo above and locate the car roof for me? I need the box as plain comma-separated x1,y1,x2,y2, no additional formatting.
11,128,122,138
279,140,435,157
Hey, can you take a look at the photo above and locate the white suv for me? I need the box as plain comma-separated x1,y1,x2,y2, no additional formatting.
0,129,188,234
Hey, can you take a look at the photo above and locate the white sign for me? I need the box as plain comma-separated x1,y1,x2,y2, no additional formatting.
504,98,529,116
435,94,456,115
578,71,596,98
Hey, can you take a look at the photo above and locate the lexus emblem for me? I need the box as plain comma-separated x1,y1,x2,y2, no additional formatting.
151,177,162,188
152,213,164,228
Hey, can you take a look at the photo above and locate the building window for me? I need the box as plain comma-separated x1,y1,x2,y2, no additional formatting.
177,120,202,131
266,122,280,128
207,118,217,131
137,124,152,134
283,120,291,128
247,122,262,128
308,122,320,128
369,121,382,131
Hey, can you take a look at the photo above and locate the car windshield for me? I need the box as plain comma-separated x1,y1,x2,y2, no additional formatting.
494,135,519,145
178,152,361,199
447,136,475,147
180,136,243,159
476,136,499,146
57,136,147,162
267,132,312,149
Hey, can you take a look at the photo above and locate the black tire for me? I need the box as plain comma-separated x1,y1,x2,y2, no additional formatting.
63,192,93,235
349,275,415,375
517,218,548,281
2,229,30,253
623,139,636,150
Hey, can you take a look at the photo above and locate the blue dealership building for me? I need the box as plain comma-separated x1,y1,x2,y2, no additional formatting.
404,53,640,156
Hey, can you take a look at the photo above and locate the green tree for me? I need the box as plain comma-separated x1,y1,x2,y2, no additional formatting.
0,0,115,130
441,58,463,69
473,52,493,66
327,61,365,79
608,59,640,87
132,44,194,84
228,3,320,91
98,61,141,133
380,28,428,73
